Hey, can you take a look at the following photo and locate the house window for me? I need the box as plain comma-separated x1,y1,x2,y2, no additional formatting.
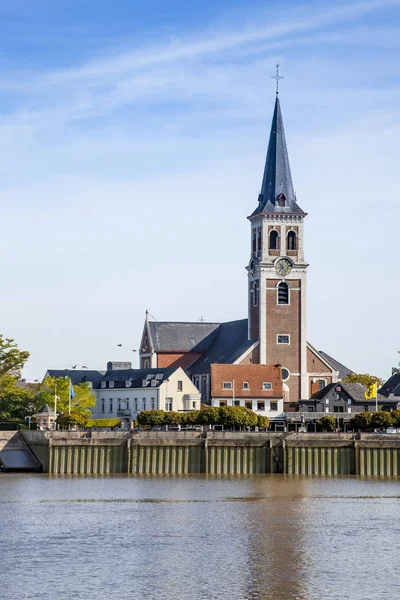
134,398,138,412
307,406,314,412
101,381,106,389
317,379,326,391
281,368,290,381
263,382,272,390
277,334,290,344
257,401,265,411
234,400,240,406
109,399,113,413
278,282,289,305
143,359,149,369
334,406,344,413
223,382,233,390
143,398,146,411
177,381,183,392
101,399,105,413
151,397,155,410
270,402,278,411
269,230,279,250
192,401,196,409
252,229,257,254
165,398,172,411
278,193,286,207
126,400,130,410
194,377,200,389
245,401,252,409
220,400,227,406
257,228,262,254
118,398,122,410
363,405,369,412
109,381,114,388
287,230,297,250
126,380,131,388
242,382,249,390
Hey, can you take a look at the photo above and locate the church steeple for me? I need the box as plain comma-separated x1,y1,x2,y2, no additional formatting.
252,97,305,216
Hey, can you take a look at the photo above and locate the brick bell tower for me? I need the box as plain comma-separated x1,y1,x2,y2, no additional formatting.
247,92,308,402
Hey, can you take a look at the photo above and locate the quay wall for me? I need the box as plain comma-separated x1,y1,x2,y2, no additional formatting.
18,431,400,476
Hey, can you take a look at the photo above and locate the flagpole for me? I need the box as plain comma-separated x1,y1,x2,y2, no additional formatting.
54,383,57,431
375,385,378,413
69,378,71,415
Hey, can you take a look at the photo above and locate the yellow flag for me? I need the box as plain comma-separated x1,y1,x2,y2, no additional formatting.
364,383,377,400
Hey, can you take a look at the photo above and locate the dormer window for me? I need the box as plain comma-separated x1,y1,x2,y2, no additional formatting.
278,193,286,207
126,380,131,388
109,381,114,388
101,381,106,389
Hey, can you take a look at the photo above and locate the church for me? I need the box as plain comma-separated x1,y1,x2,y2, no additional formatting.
139,92,351,409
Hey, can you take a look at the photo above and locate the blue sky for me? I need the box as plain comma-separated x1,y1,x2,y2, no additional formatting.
1,0,399,381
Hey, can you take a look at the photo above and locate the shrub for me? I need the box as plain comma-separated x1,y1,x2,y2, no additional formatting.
86,418,121,428
349,412,372,431
390,410,400,428
163,411,183,425
316,416,336,432
371,411,393,430
257,415,269,429
137,410,166,427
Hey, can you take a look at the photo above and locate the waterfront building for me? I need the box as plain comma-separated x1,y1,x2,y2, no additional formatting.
298,381,398,422
46,362,201,425
139,93,352,405
35,404,56,430
210,364,284,426
379,372,400,404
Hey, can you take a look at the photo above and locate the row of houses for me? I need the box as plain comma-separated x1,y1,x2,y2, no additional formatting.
43,361,400,430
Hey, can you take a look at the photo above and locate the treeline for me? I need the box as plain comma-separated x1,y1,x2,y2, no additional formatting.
315,411,400,432
138,406,269,429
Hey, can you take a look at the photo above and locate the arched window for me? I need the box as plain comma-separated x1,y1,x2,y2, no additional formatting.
287,231,297,251
143,359,149,369
317,379,326,391
270,230,279,250
253,282,258,307
252,230,257,254
257,228,262,254
277,282,289,305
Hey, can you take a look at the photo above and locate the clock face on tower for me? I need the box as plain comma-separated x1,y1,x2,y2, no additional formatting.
275,258,292,277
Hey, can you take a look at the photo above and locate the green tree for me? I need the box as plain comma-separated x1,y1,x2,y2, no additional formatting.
219,406,249,429
35,377,95,422
371,411,393,430
342,373,384,388
183,410,201,425
0,376,36,421
0,335,30,378
349,412,372,431
138,410,166,427
257,415,270,429
196,407,221,425
163,411,183,425
390,410,400,428
316,416,336,432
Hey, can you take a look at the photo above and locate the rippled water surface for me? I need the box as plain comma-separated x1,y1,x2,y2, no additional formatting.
1,474,400,600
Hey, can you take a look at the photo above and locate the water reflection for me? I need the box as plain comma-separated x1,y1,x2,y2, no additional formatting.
1,474,400,600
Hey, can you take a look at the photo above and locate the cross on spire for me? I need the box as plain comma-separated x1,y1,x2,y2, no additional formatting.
271,63,283,95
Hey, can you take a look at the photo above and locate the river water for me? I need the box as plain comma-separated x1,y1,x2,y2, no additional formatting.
1,474,399,600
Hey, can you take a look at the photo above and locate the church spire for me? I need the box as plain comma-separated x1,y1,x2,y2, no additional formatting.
252,96,305,216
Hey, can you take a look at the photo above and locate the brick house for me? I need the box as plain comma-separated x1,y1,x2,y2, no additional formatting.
210,364,284,427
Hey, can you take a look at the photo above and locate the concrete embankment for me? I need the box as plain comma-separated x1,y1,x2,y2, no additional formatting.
14,431,400,476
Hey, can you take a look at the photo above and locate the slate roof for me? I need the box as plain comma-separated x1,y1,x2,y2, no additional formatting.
148,321,220,352
318,351,353,379
379,374,400,398
46,369,105,387
101,368,176,389
312,381,389,404
36,404,55,415
189,319,251,375
251,96,305,217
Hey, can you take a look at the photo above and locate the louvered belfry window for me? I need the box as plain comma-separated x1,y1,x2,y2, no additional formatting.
278,282,289,305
